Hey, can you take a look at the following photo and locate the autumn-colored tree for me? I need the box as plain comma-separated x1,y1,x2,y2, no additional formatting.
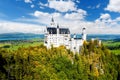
0,40,119,80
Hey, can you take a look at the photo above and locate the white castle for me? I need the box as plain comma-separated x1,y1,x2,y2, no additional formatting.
44,18,87,53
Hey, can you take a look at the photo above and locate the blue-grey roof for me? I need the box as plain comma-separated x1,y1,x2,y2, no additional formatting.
59,28,70,34
47,27,57,34
47,27,70,34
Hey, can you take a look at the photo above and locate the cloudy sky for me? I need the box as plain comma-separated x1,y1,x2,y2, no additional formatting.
0,0,120,34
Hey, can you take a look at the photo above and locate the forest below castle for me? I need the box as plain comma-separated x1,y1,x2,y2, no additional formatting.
0,39,120,80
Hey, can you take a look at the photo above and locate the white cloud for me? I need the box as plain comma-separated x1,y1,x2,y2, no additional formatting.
24,0,32,3
33,8,86,21
38,0,77,12
34,11,49,17
76,0,80,3
87,4,100,9
115,17,120,22
39,2,48,7
0,0,119,34
31,11,62,25
77,9,87,15
34,11,61,18
96,4,100,8
1,14,120,34
48,0,77,12
99,13,111,20
31,4,34,8
64,9,87,20
94,13,120,34
32,11,120,34
2,9,120,34
33,11,61,24
95,13,120,26
0,21,44,34
95,13,112,25
95,13,114,25
40,6,44,9
105,0,120,13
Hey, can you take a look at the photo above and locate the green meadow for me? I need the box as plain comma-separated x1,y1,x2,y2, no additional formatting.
103,40,120,55
0,39,120,55
0,38,43,50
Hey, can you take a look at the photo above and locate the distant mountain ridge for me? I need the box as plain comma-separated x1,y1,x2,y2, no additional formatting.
0,33,44,41
0,33,120,41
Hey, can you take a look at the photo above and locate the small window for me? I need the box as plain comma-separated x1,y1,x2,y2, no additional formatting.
74,47,76,49
45,41,47,44
65,38,67,40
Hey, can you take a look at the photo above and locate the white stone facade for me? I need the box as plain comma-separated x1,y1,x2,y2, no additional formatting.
44,18,87,53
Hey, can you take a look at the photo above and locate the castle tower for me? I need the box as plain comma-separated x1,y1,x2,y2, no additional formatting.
57,24,59,34
51,17,55,27
82,28,86,41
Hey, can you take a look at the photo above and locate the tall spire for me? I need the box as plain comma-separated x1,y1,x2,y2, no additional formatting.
51,17,54,23
51,17,55,26
57,23,59,28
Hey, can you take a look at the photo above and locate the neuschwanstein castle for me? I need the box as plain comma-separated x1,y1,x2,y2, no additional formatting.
44,18,87,53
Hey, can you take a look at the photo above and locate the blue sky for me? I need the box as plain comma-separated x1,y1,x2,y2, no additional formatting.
0,0,120,34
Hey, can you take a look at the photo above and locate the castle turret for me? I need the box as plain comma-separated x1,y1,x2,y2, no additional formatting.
82,28,86,41
73,33,76,39
51,17,55,27
57,24,59,34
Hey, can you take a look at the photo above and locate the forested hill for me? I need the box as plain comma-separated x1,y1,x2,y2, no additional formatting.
0,40,120,80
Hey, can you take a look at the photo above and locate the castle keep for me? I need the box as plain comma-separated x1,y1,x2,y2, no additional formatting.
44,18,87,53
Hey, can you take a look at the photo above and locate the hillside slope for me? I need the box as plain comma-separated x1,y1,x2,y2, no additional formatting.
0,40,119,80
